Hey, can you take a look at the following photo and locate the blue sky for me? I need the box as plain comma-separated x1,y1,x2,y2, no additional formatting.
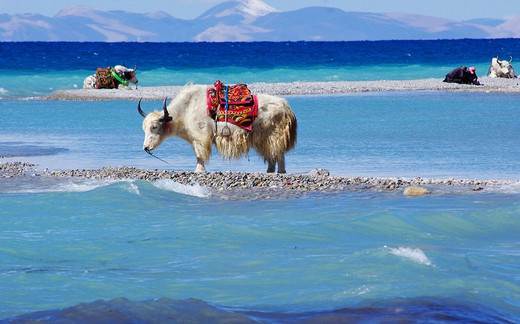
1,0,518,20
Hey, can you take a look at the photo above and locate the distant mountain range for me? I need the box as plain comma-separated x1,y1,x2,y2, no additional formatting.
1,0,519,42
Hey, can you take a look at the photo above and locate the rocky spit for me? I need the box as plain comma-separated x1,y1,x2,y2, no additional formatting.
43,77,520,101
0,162,37,177
2,162,518,199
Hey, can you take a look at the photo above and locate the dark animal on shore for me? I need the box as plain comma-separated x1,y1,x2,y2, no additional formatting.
83,65,138,89
443,66,480,85
488,57,516,78
137,84,297,173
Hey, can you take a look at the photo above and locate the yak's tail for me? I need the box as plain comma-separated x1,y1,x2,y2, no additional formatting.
251,98,297,162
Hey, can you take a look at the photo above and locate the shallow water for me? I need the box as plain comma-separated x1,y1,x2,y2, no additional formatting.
1,91,519,179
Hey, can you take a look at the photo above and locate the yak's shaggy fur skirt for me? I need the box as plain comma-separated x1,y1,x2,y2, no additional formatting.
213,104,297,161
214,130,251,159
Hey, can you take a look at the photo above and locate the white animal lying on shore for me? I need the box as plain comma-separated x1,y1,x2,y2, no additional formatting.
488,57,516,78
137,85,297,173
83,65,138,89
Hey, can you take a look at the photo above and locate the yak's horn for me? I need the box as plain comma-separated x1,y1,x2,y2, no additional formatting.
134,64,137,71
137,98,147,118
160,98,172,123
509,56,513,63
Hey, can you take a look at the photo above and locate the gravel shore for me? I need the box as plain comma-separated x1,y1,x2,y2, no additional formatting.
2,162,518,199
44,77,520,101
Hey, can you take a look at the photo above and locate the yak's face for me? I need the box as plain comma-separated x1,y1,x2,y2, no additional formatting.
500,62,515,77
138,99,172,152
114,65,138,84
497,59,512,71
491,57,515,77
142,112,167,151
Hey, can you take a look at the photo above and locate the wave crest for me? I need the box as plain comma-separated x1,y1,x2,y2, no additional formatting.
387,246,432,266
152,179,211,198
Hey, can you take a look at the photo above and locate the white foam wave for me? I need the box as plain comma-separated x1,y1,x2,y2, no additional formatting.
57,179,117,192
483,182,520,194
152,179,211,198
387,246,432,266
1,177,119,194
125,182,140,195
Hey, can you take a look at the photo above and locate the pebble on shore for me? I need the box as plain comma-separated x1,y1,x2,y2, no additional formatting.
403,186,431,196
0,161,37,178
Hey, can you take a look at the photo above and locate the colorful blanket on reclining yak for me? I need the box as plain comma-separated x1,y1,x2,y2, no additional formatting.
95,67,115,89
207,80,258,131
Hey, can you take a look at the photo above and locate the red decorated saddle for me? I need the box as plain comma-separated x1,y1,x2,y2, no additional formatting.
95,67,115,89
207,80,258,131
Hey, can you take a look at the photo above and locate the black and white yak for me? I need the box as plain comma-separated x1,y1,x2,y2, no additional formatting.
83,65,138,89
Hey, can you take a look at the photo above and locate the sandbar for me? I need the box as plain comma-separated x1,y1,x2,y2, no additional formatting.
44,77,520,101
2,162,518,199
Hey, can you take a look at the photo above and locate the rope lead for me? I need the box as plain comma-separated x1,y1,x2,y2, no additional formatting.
145,149,178,169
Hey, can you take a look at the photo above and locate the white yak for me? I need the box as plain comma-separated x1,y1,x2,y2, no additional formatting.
138,85,297,173
488,57,516,78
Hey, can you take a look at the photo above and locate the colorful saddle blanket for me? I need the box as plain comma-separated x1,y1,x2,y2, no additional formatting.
95,67,115,89
207,80,258,131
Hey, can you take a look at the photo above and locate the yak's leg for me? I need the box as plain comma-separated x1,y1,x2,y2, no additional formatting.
277,155,286,174
267,159,276,173
192,140,210,173
195,157,206,173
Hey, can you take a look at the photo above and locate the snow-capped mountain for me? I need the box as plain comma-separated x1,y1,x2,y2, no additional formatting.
197,0,279,21
0,0,519,41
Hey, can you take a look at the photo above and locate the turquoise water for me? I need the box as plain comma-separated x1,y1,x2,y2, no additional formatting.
0,64,492,99
1,41,520,322
1,92,519,179
1,93,520,321
1,183,520,320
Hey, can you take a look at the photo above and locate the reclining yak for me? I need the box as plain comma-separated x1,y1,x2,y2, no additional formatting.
137,84,297,173
83,65,138,89
488,57,516,78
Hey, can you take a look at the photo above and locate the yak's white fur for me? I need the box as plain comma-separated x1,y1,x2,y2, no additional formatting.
488,57,516,78
83,65,138,89
140,85,297,173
